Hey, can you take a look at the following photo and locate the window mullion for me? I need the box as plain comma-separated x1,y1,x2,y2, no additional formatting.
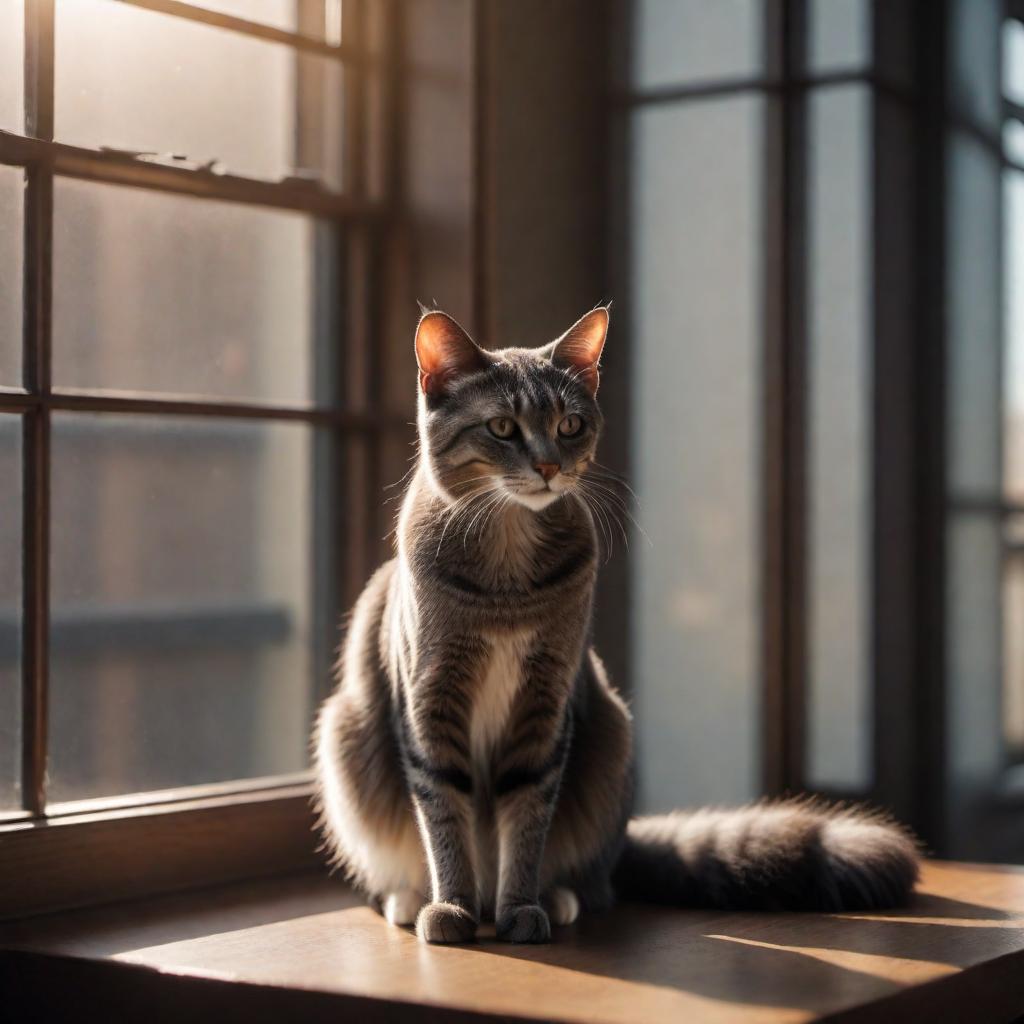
21,0,55,818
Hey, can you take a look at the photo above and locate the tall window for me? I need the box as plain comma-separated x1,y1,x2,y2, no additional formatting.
0,1,394,847
620,0,882,811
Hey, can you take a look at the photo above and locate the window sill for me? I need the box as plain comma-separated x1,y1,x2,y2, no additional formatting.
0,784,319,919
2,861,1024,1023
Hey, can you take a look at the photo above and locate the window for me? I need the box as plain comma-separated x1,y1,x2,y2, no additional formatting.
0,0,400,911
620,0,878,810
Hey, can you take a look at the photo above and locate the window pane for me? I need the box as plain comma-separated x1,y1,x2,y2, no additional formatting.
1005,537,1024,760
1004,18,1024,107
48,414,321,804
949,131,1002,496
809,0,870,74
0,417,20,811
0,166,23,389
0,1,24,133
52,179,332,406
806,85,873,790
630,96,763,808
1005,121,1024,166
950,0,1002,129
1006,170,1024,502
945,117,1004,855
55,0,344,190
631,0,763,91
194,1,343,42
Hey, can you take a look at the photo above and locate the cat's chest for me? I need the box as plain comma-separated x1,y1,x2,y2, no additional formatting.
470,630,534,772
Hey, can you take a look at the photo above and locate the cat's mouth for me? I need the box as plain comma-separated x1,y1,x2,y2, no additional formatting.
503,478,567,512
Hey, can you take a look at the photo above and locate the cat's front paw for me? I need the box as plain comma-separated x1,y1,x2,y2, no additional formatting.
415,901,478,944
495,903,551,944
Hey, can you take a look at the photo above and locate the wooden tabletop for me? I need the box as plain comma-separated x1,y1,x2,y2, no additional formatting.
3,861,1024,1023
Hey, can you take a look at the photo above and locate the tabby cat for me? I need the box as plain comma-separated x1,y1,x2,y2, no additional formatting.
313,307,919,944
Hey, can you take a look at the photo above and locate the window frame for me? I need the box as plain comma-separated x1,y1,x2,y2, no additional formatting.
0,0,403,918
1000,4,1024,768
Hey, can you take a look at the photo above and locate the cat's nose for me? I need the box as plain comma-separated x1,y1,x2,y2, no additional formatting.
534,462,559,482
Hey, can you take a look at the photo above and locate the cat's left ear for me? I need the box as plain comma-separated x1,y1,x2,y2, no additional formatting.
548,306,610,395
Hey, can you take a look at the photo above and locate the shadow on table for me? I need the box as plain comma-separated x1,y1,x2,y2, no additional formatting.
458,887,1024,1015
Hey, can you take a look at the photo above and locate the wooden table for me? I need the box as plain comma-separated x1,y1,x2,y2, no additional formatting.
3,861,1023,1022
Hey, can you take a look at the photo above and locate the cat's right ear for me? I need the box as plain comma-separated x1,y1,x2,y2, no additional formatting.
414,311,489,397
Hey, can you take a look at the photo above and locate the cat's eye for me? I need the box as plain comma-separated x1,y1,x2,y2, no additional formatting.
487,416,516,439
558,414,584,437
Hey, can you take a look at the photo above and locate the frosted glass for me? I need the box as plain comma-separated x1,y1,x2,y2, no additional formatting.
631,0,762,90
809,0,870,73
55,0,344,189
1005,171,1024,502
1003,18,1024,106
48,414,319,803
0,166,22,389
630,96,763,809
1004,542,1024,756
948,132,1002,495
196,1,342,39
53,179,324,405
806,86,873,790
0,1,23,133
949,0,1002,129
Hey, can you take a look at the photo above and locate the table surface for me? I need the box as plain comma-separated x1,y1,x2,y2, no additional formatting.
3,860,1024,1023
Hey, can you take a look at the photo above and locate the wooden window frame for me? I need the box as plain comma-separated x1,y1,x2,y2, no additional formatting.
0,0,403,919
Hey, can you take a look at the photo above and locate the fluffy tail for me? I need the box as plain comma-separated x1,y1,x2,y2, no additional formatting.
612,799,920,912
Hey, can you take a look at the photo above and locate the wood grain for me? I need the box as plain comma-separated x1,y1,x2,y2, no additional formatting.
3,861,1023,1023
0,786,322,920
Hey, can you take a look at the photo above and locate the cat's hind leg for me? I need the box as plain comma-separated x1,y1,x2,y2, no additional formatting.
544,886,580,925
375,888,424,926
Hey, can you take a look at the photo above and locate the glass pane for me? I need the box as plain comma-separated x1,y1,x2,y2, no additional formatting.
1004,18,1024,106
1005,539,1024,759
0,166,23,389
809,0,870,73
53,179,330,406
0,0,24,133
55,0,344,189
630,96,763,808
194,0,342,40
948,130,1002,496
1006,170,1024,502
1005,121,1024,166
631,0,763,91
947,514,1003,818
807,85,873,790
49,414,320,803
0,416,20,810
944,106,1005,855
950,0,1002,129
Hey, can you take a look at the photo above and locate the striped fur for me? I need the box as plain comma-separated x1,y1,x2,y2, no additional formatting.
313,308,919,945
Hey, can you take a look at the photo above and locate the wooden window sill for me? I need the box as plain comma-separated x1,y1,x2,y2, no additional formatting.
2,861,1023,1023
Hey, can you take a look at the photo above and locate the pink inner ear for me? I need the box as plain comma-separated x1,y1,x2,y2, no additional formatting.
415,312,486,395
552,308,609,394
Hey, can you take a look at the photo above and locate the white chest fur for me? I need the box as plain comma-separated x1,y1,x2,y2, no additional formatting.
471,630,534,773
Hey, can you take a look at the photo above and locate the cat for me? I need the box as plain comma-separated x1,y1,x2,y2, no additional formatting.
313,306,919,944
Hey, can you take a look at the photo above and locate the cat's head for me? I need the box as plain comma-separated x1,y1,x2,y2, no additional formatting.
413,307,609,511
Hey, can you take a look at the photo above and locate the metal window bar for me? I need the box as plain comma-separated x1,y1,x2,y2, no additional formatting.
5,0,402,820
760,0,810,796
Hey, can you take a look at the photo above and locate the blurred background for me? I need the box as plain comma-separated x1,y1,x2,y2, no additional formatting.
0,0,1022,865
